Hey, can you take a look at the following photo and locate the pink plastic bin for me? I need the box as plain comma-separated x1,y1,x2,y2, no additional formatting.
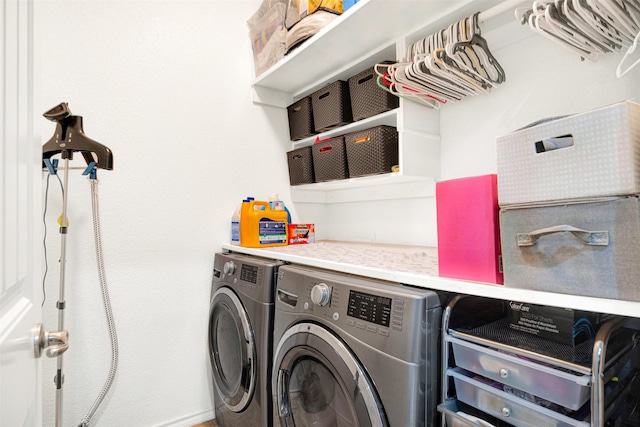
436,174,503,284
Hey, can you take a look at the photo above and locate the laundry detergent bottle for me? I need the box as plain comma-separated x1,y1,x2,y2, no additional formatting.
269,193,292,223
231,198,252,245
240,199,288,248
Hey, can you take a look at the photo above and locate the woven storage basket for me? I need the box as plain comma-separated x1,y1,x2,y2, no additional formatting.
287,146,315,185
345,125,398,177
287,96,316,141
312,136,349,182
311,80,353,132
348,66,399,121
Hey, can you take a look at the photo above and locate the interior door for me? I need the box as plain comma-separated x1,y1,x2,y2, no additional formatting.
0,0,43,425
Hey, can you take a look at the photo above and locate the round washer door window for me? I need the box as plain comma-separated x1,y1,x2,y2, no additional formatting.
273,323,388,427
208,287,256,412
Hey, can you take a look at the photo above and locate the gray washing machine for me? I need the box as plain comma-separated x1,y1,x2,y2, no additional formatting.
208,252,282,427
272,264,443,427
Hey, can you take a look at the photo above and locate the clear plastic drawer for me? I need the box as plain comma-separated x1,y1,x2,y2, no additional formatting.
449,335,591,410
449,367,590,427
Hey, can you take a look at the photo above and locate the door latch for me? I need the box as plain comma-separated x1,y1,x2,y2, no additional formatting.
33,323,69,358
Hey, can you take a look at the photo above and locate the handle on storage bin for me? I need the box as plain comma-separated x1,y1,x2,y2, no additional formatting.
534,134,574,153
358,74,374,85
516,225,609,247
355,135,371,144
319,145,333,153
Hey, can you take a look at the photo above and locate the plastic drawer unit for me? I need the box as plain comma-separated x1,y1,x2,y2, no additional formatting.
438,296,640,427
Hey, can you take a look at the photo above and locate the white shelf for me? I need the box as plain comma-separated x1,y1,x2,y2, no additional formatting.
252,0,506,107
291,174,436,203
222,242,640,319
289,107,441,203
292,109,398,148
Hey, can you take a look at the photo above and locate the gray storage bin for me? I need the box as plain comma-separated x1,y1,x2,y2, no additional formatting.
500,196,640,301
497,101,640,206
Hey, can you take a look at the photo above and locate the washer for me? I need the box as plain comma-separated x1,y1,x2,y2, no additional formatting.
208,252,282,427
272,264,443,427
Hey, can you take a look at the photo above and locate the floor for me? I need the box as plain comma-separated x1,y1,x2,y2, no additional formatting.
191,420,217,427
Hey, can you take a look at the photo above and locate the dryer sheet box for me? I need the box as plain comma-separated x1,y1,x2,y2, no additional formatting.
436,174,503,284
288,223,315,245
500,196,640,301
497,101,640,206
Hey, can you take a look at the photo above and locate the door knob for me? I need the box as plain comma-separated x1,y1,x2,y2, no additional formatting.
33,323,69,358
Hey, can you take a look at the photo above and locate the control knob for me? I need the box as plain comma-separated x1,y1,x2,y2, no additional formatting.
223,261,236,275
310,283,331,306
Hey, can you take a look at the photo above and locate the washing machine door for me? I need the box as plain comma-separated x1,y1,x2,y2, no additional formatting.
273,323,388,427
208,286,256,412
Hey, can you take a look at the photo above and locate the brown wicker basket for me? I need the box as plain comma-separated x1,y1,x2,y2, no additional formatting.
287,146,315,185
348,66,399,121
287,96,316,141
312,136,349,182
345,125,398,177
311,80,353,132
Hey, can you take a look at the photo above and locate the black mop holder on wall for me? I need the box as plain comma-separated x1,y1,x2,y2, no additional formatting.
41,102,116,427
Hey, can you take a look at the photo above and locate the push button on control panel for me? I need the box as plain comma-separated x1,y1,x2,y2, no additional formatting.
391,299,405,331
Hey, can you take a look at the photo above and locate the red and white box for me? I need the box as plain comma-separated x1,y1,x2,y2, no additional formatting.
288,223,315,245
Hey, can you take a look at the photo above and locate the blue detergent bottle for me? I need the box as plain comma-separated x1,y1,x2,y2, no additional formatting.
269,193,291,223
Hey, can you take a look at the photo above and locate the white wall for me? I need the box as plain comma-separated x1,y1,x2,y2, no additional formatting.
318,16,639,247
36,1,294,426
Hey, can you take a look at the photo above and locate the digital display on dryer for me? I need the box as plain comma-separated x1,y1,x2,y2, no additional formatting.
347,290,391,327
240,264,258,284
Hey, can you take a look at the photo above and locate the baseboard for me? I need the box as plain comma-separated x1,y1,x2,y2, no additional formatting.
154,409,215,427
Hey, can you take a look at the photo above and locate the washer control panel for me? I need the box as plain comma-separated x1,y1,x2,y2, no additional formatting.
347,290,392,327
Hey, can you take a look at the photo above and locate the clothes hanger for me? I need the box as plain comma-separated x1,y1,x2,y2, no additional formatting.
572,0,626,48
411,61,470,100
564,0,622,52
596,0,639,40
406,59,468,101
558,0,614,52
375,73,442,109
529,7,601,60
42,102,114,170
545,2,609,54
616,26,640,76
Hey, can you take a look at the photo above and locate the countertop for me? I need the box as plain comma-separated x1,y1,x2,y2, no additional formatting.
221,240,640,318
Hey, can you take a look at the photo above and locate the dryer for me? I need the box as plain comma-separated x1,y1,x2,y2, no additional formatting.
272,264,443,427
208,252,282,427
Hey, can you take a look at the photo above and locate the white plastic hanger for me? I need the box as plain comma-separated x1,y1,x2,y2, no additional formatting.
616,26,640,76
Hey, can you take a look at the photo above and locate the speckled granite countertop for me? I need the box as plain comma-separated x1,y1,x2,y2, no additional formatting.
220,240,640,318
